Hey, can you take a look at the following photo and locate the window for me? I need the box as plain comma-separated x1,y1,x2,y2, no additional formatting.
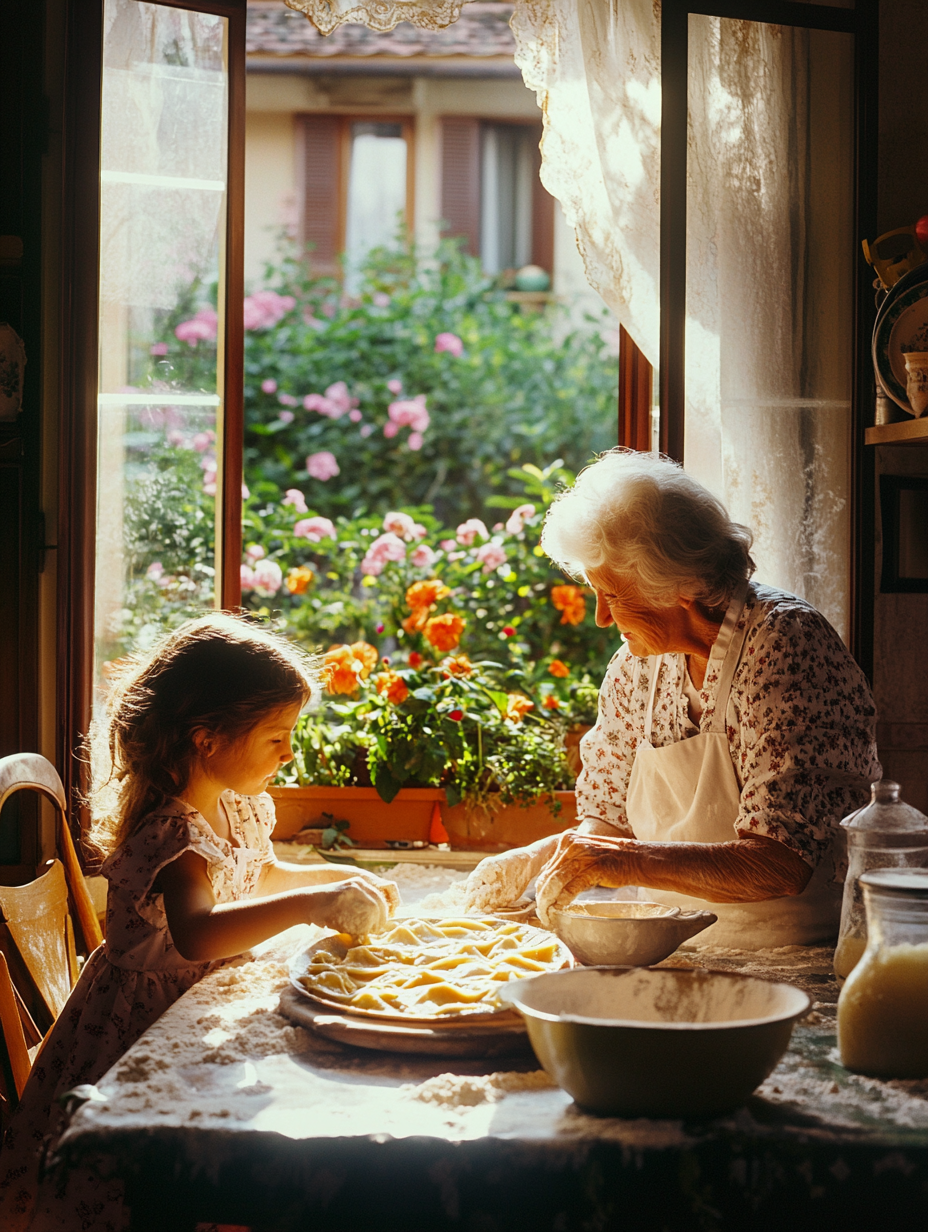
441,117,554,277
298,115,413,277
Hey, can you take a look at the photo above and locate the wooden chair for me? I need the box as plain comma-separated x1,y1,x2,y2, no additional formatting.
0,950,36,1115
0,753,103,956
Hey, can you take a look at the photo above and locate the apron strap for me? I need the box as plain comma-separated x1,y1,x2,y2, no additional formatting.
707,582,752,734
643,654,664,742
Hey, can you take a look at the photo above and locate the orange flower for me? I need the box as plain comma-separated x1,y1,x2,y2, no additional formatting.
408,651,424,669
542,694,561,711
375,670,409,705
323,644,363,696
403,579,452,634
548,659,570,678
440,653,473,678
286,565,314,595
505,693,535,724
424,612,466,652
551,584,587,626
350,641,379,679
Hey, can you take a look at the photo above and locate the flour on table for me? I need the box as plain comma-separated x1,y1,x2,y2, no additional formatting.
402,1070,556,1107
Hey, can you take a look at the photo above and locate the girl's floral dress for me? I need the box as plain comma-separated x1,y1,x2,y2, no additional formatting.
0,791,276,1231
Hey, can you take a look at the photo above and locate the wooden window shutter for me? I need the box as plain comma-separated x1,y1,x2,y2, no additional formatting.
530,137,555,275
618,325,654,451
299,115,342,273
440,117,480,256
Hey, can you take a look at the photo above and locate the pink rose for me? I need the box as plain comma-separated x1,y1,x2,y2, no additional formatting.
192,432,212,453
175,309,218,346
252,558,283,596
383,421,399,439
146,561,164,580
294,516,336,542
440,539,456,551
243,290,295,331
476,542,507,573
278,393,298,407
359,424,374,438
282,488,308,514
150,342,168,357
306,451,340,481
407,432,424,451
167,429,185,447
434,331,464,358
387,394,429,433
505,503,536,535
261,378,278,394
349,409,362,423
246,544,265,561
361,532,407,576
383,511,418,539
413,523,427,539
240,564,255,590
456,518,489,546
411,544,437,568
278,410,295,425
387,379,403,395
360,555,384,577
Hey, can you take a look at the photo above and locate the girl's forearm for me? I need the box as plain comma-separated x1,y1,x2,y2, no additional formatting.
169,888,328,962
260,861,354,894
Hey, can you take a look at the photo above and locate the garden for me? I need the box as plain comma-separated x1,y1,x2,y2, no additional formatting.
117,236,622,809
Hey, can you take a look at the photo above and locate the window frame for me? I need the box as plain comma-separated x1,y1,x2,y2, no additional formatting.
58,0,247,826
658,0,879,673
296,113,416,277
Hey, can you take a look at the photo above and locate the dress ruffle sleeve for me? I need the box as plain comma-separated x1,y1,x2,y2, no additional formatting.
101,808,199,931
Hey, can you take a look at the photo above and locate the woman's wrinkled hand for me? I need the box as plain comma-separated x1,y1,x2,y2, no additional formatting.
535,831,637,927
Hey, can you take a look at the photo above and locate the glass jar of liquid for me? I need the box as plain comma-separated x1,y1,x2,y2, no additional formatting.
834,781,928,983
837,868,928,1079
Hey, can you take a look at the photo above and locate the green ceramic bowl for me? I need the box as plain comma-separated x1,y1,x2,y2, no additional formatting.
503,966,809,1118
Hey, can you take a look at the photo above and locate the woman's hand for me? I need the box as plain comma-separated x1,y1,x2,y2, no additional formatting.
535,831,814,927
535,832,636,926
464,834,562,912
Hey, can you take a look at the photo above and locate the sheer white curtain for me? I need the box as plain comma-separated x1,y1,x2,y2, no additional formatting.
284,0,855,639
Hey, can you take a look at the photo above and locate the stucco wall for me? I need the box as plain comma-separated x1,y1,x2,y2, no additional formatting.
243,70,597,311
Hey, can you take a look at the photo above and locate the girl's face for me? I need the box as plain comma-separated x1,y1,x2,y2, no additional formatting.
204,701,303,796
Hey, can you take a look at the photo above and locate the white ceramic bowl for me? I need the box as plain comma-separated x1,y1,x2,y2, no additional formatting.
550,901,717,966
504,965,810,1117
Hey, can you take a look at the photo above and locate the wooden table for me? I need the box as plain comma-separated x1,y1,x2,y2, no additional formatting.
52,935,928,1231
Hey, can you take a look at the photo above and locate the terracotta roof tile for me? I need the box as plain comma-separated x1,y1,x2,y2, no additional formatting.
246,1,516,59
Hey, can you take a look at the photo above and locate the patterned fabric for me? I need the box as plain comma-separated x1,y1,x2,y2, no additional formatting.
577,583,881,868
0,792,276,1232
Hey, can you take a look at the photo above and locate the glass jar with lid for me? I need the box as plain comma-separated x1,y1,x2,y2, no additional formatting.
837,868,928,1079
834,780,928,982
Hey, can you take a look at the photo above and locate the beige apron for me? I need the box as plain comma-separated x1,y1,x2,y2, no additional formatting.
624,583,840,948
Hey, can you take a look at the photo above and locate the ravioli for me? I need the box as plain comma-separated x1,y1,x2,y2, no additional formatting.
297,917,569,1019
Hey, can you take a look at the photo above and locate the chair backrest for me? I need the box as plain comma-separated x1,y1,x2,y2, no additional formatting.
0,860,78,1022
0,753,104,954
0,950,31,1103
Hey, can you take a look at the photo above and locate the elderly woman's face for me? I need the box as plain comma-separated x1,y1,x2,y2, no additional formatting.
586,566,689,657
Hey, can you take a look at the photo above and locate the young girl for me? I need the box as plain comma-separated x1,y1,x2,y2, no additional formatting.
0,613,397,1230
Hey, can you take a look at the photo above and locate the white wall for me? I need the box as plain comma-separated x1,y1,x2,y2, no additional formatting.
243,69,598,309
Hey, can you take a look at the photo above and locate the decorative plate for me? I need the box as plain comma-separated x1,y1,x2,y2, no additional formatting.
873,271,928,412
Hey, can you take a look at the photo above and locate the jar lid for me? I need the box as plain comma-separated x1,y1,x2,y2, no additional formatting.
842,780,928,833
859,868,928,898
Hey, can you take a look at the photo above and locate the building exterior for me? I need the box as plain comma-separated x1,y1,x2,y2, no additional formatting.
244,0,595,305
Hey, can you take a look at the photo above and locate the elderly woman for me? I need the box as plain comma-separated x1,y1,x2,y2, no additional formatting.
465,451,880,948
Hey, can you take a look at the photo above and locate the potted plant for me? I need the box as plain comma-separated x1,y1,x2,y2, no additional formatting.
270,575,606,850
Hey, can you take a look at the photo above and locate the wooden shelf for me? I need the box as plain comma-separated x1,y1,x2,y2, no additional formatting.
865,418,928,446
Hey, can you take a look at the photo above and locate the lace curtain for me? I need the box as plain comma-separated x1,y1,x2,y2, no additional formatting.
285,0,854,640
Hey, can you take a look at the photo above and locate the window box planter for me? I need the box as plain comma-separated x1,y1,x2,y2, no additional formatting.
269,785,577,852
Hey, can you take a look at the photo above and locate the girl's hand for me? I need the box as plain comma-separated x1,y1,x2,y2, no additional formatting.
262,861,401,916
308,876,390,936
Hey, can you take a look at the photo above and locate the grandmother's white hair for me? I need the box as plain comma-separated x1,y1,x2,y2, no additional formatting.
541,450,755,609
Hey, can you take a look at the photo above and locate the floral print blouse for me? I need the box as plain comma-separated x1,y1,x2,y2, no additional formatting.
576,583,881,869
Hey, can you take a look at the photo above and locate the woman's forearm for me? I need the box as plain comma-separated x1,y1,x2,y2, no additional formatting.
535,832,813,924
617,835,813,902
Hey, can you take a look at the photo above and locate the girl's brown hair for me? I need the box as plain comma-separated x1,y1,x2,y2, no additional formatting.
88,613,318,859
